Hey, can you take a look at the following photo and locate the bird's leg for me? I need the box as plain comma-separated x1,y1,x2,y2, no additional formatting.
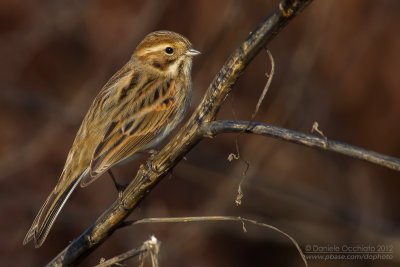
107,170,133,211
107,170,128,199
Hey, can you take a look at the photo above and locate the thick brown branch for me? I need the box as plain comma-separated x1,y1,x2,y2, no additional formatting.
204,120,400,171
46,1,313,266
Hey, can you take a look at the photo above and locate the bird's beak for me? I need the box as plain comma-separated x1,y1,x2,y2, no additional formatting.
185,47,201,57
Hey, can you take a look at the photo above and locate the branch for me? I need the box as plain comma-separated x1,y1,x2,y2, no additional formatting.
94,246,146,267
204,120,400,171
123,216,308,267
47,1,313,266
94,236,160,267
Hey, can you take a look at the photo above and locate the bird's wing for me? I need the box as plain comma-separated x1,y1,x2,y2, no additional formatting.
80,80,178,187
53,63,137,193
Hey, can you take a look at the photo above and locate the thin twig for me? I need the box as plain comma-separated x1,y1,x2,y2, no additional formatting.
311,121,327,146
229,49,275,205
139,236,160,267
93,236,160,267
250,50,276,122
205,120,400,171
121,216,307,267
95,246,146,267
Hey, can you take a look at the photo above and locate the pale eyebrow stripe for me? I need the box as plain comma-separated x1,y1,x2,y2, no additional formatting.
140,44,169,54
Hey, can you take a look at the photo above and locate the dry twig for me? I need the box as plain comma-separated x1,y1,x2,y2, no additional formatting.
121,216,308,267
229,49,275,206
93,236,160,267
205,120,400,171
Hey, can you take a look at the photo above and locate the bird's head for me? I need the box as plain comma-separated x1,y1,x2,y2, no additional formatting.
133,30,200,76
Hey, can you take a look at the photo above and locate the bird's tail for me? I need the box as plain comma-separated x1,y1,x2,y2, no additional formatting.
23,174,84,248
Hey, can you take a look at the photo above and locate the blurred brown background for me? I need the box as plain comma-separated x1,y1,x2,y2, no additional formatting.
1,0,400,266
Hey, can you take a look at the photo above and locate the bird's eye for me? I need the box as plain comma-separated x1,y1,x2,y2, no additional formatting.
165,47,174,54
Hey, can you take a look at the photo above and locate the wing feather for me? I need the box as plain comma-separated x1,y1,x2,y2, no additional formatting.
81,80,178,187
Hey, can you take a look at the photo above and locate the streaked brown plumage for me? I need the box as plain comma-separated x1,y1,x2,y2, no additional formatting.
23,30,200,248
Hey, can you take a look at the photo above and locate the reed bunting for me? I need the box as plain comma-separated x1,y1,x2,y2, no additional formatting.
23,30,200,248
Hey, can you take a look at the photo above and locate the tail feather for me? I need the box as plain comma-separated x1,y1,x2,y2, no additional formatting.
23,173,84,248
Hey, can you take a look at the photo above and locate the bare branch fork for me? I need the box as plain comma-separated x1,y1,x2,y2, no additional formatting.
47,0,399,265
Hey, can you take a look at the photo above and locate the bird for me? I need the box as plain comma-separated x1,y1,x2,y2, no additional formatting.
23,30,200,248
